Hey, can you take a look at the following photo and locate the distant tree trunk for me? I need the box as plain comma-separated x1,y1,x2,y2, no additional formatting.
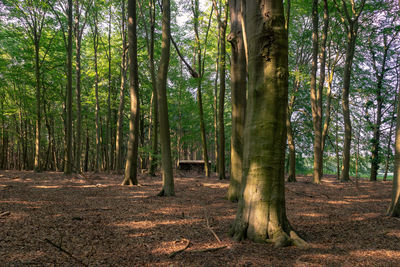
217,1,228,180
310,0,323,184
387,81,400,217
335,0,366,182
84,120,89,172
115,0,127,173
34,35,41,172
157,0,174,196
122,0,140,186
227,0,247,200
74,0,83,172
384,85,398,181
335,106,341,179
229,0,307,248
369,37,391,181
213,39,219,172
193,0,210,177
64,0,73,175
287,80,299,182
92,10,101,173
148,0,158,176
106,3,112,171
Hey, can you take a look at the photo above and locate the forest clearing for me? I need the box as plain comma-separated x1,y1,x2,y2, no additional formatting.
1,170,399,266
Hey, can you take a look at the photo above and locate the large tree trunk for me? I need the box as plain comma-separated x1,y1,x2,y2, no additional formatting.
64,0,73,175
122,0,140,186
156,0,174,196
229,0,307,248
227,0,247,201
115,0,127,172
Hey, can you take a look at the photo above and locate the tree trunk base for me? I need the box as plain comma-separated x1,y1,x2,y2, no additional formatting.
287,175,296,182
157,188,175,197
229,219,309,249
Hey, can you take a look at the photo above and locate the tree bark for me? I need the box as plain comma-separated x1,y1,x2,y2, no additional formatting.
230,0,307,248
156,0,174,196
122,0,140,186
227,0,247,200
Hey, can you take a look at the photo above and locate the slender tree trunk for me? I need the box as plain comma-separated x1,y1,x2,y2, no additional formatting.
227,0,247,200
369,45,390,181
217,4,228,180
335,106,341,179
115,0,127,172
148,0,158,176
122,0,140,186
310,0,322,184
213,33,219,173
193,0,210,177
157,0,174,196
340,24,358,182
74,0,82,172
384,92,398,181
64,0,73,175
230,0,307,248
106,3,112,171
92,12,101,173
287,81,299,182
34,39,41,172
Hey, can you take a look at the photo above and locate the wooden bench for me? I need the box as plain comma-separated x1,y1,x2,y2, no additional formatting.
177,160,211,172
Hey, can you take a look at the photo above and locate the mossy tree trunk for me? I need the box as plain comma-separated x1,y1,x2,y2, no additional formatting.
122,0,140,186
229,0,307,248
227,0,246,200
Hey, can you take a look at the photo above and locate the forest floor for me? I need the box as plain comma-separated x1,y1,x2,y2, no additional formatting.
1,170,399,266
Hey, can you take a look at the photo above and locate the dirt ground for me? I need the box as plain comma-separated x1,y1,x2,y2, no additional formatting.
1,170,399,266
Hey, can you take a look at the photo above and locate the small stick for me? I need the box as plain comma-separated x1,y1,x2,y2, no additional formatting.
44,238,88,267
191,245,227,253
204,211,221,243
168,239,190,258
0,211,10,217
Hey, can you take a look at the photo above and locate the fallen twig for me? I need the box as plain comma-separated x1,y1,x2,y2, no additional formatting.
0,211,10,217
44,238,88,267
168,239,190,258
204,211,222,243
191,245,227,253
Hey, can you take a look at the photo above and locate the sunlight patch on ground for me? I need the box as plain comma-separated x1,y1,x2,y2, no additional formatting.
326,200,351,205
350,249,400,259
114,220,156,230
32,185,61,189
201,183,228,189
297,212,326,218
